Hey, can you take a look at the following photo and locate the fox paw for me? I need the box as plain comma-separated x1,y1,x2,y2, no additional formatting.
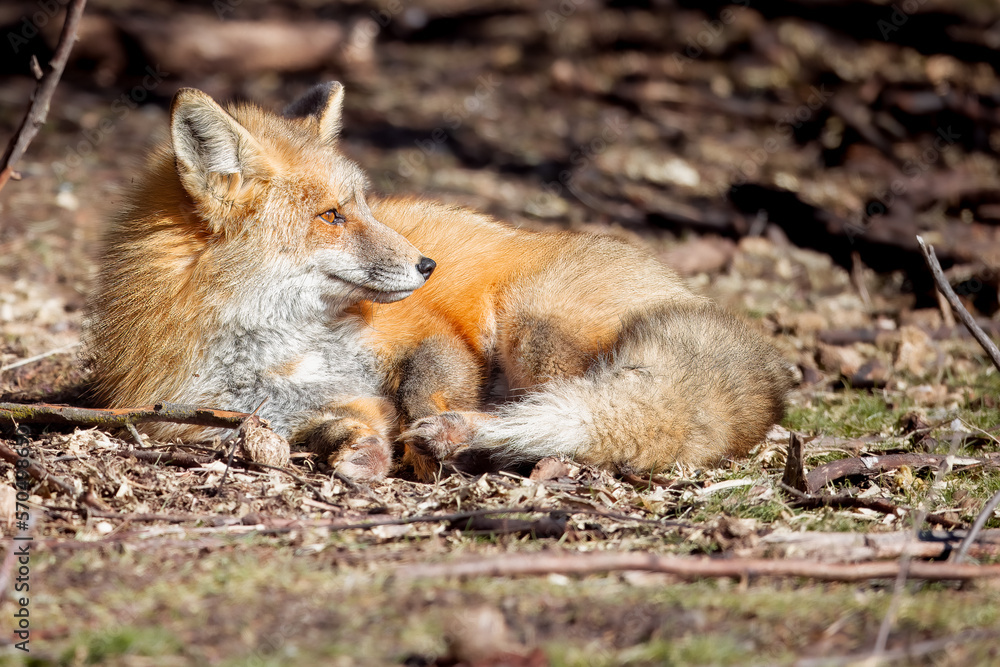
399,412,478,483
307,417,392,482
328,434,392,482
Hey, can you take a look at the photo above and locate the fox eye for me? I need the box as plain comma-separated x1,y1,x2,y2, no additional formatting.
317,208,346,225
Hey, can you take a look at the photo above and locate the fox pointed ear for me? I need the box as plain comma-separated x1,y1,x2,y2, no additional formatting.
170,88,270,214
282,81,345,144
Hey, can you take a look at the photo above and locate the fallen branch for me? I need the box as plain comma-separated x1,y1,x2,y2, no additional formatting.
917,235,1000,373
789,492,964,530
0,439,107,510
761,528,1000,562
0,0,87,193
398,551,1000,582
805,453,992,493
0,402,251,430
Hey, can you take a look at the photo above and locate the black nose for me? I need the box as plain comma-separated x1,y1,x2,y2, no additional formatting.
416,257,436,280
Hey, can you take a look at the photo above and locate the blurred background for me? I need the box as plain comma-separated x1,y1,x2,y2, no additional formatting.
1,0,999,401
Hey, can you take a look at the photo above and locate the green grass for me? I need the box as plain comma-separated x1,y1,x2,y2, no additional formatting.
784,385,1000,444
60,628,184,666
783,391,910,439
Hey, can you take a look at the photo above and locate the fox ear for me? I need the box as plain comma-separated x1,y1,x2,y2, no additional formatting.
282,81,345,145
170,88,270,214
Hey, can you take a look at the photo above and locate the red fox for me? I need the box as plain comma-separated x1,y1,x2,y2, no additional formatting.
85,82,793,482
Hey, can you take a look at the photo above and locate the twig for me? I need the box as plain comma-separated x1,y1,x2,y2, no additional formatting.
917,235,1000,373
0,0,88,193
952,489,1000,564
805,453,991,494
125,422,145,447
398,551,1000,582
0,342,80,373
761,528,1000,561
0,402,252,429
788,492,964,530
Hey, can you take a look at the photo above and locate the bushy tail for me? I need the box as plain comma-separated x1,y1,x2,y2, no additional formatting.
472,305,793,472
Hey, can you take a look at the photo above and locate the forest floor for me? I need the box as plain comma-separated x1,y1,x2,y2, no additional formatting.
1,0,1000,664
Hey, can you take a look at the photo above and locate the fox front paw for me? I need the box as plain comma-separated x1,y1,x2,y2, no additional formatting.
399,412,479,483
329,433,392,482
307,418,392,482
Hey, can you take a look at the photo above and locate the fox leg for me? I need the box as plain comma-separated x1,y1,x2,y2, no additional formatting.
294,397,397,482
393,335,489,482
396,335,483,421
399,315,606,482
498,310,602,390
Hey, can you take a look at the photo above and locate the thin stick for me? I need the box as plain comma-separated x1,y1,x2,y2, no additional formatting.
762,528,1000,562
398,552,1000,583
805,452,991,494
917,235,1000,372
125,422,144,447
0,402,253,430
788,491,964,530
953,489,1000,564
0,0,88,193
0,342,80,373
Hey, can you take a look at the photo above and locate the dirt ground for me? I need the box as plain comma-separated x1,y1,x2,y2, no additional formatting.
2,0,1000,665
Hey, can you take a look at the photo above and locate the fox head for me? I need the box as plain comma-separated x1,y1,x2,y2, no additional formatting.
169,82,434,306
